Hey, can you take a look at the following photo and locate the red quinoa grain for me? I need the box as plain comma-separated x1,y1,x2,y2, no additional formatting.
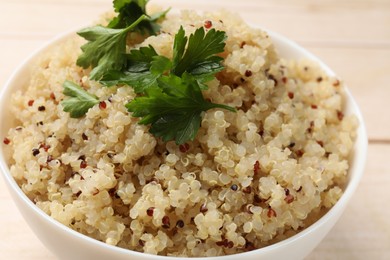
254,160,260,175
179,143,190,153
333,79,340,87
337,110,344,121
285,194,294,204
80,160,87,169
99,101,107,110
267,207,277,218
245,241,255,251
40,143,50,152
200,203,208,213
253,194,262,204
146,207,155,217
47,155,53,163
32,148,40,156
204,20,212,29
296,149,304,157
3,137,10,145
162,216,170,228
243,186,252,194
216,241,225,247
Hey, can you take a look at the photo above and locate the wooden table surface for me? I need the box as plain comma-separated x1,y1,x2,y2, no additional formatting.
0,0,389,259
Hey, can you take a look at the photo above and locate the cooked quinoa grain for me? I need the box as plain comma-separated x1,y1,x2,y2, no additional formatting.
5,10,357,257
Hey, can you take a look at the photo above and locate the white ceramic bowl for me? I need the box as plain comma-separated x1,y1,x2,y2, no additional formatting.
0,28,367,260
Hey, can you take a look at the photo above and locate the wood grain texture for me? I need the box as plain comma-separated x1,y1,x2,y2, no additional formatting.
0,0,389,259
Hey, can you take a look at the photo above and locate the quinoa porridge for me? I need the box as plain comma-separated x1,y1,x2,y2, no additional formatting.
3,7,357,257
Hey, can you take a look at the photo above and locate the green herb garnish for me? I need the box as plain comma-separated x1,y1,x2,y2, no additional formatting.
76,15,146,81
63,0,236,144
100,26,226,90
122,26,235,144
76,0,169,81
100,45,172,93
171,26,226,79
108,0,170,34
61,81,99,118
126,73,235,144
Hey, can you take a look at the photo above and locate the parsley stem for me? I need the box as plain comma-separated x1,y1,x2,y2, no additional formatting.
205,103,236,113
123,14,148,33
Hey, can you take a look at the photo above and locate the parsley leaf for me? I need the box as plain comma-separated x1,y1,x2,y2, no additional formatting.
98,25,234,144
171,26,187,70
100,46,172,93
126,73,235,144
69,1,234,145
76,14,146,80
61,81,99,118
171,26,226,78
100,26,226,91
108,0,169,35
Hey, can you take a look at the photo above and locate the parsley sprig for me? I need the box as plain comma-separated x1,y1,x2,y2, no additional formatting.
100,26,226,91
76,14,146,80
76,0,169,81
108,0,170,34
62,0,236,144
171,26,226,78
100,45,171,93
61,81,99,118
126,73,235,144
122,26,235,144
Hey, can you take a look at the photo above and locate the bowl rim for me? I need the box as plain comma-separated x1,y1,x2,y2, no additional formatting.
0,26,368,259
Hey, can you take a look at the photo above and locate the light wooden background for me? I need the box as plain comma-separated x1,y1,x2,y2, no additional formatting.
0,0,389,259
